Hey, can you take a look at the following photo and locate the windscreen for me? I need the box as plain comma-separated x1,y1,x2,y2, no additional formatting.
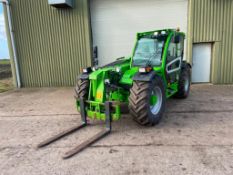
132,37,165,67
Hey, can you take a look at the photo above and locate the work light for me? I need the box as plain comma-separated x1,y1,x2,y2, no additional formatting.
115,67,121,72
161,31,166,35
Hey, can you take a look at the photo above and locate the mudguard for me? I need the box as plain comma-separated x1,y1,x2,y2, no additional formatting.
182,61,192,69
79,73,89,80
132,71,156,82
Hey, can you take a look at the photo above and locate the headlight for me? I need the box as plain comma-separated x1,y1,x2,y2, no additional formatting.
83,68,88,73
104,79,110,84
139,67,146,73
139,67,152,73
82,67,92,73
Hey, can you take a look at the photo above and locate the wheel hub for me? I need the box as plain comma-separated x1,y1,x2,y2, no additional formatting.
150,87,162,115
184,76,190,92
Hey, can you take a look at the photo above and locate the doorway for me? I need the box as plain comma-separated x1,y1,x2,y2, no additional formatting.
192,43,212,83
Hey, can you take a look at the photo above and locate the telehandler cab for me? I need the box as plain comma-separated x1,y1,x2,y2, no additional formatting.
38,29,191,158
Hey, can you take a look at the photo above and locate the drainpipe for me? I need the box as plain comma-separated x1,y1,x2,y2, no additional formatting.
1,0,21,88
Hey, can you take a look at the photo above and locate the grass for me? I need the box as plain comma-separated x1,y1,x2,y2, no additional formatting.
0,78,13,93
0,59,10,65
0,59,13,93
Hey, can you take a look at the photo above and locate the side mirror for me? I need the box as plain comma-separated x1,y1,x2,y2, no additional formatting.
93,46,98,58
174,35,181,43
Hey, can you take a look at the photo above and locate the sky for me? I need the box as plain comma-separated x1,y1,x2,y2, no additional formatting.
0,4,9,59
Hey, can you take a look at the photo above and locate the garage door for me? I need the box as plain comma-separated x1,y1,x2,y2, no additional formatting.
90,0,188,66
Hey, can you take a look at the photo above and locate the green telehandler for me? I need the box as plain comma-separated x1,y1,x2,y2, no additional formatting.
38,29,191,159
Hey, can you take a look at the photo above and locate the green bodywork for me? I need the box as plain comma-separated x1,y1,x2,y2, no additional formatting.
76,29,185,121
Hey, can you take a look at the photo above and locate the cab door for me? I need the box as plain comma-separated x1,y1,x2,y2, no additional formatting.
165,34,184,85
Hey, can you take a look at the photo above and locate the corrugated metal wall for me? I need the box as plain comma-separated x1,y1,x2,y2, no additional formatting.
189,0,233,84
5,0,233,86
7,0,92,87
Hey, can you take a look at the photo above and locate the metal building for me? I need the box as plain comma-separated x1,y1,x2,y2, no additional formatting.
188,0,233,84
2,0,233,87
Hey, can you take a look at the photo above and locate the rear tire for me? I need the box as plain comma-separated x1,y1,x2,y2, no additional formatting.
175,65,191,98
129,76,166,126
75,79,89,100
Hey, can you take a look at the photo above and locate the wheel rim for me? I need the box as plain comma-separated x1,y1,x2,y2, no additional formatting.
184,76,190,92
150,87,162,115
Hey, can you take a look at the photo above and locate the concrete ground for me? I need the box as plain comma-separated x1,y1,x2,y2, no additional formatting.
0,85,233,175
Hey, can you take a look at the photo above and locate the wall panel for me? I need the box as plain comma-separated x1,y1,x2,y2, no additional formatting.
190,0,233,84
5,0,92,87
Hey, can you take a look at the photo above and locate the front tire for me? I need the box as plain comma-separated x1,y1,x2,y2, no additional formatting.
75,79,89,100
129,76,166,126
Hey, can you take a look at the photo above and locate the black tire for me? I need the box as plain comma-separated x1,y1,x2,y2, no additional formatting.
175,65,191,98
75,79,89,100
129,76,166,126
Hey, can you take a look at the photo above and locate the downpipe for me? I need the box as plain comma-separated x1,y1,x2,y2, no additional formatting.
1,0,21,88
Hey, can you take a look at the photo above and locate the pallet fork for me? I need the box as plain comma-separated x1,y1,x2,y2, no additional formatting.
37,98,112,159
